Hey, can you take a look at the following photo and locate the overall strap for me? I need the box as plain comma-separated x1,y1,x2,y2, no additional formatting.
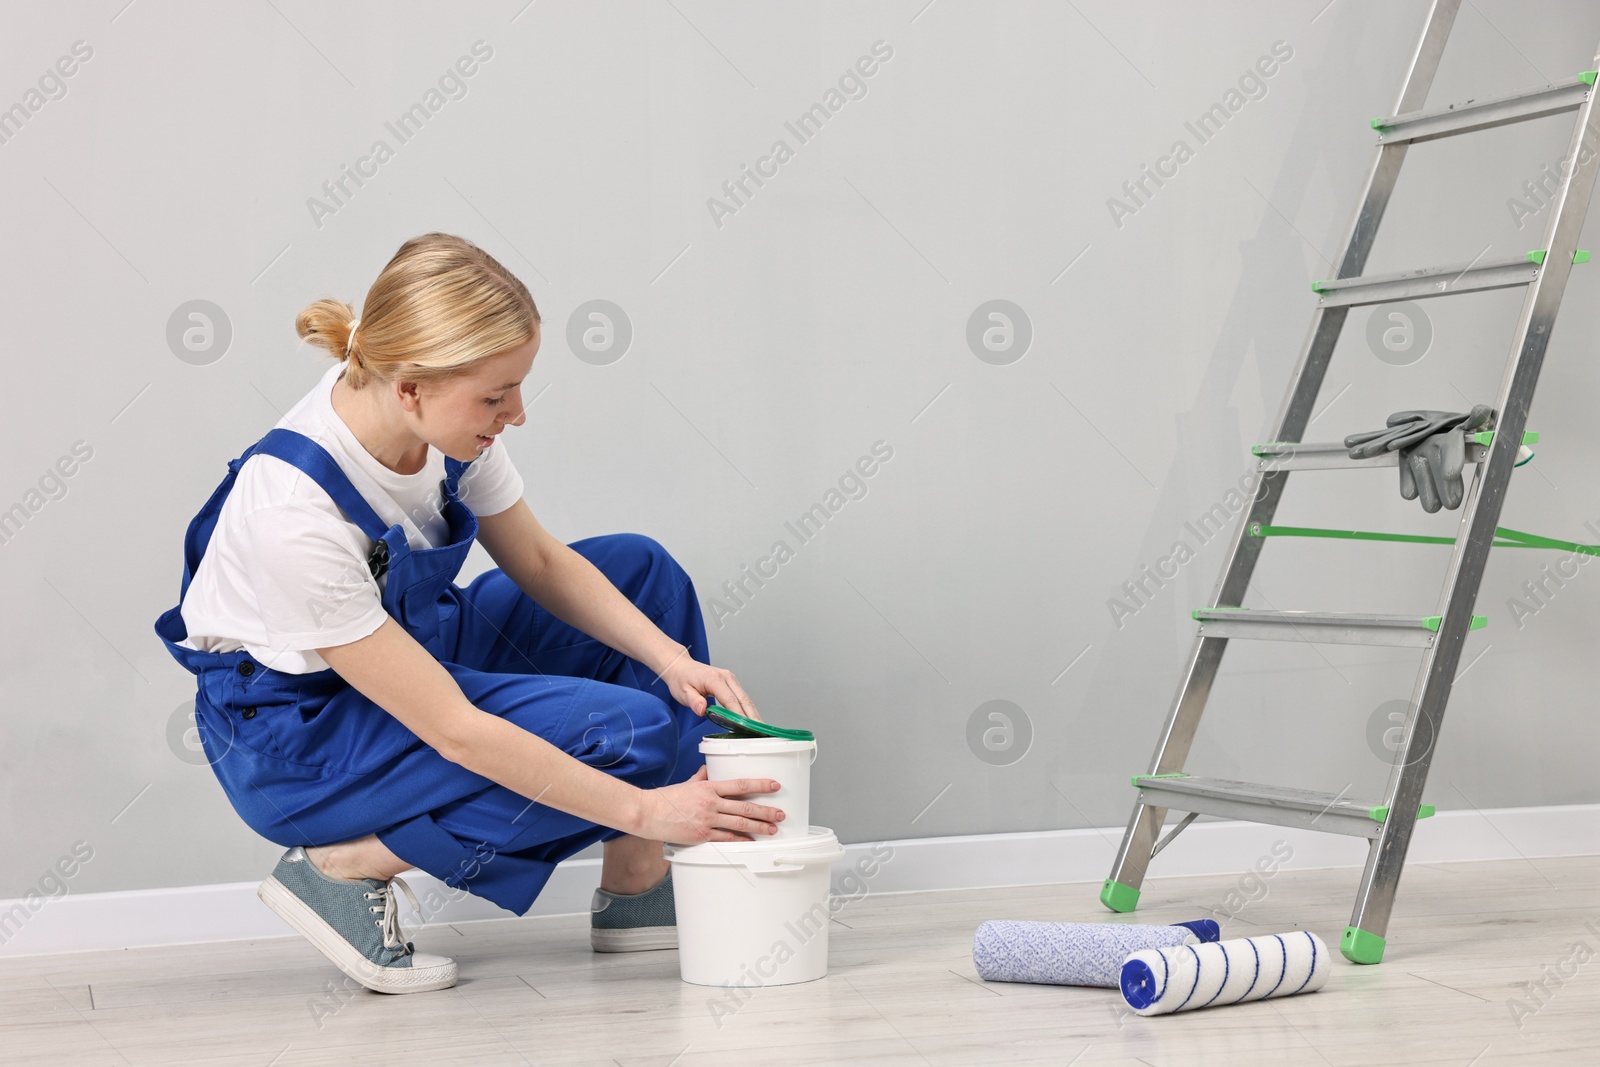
442,455,473,499
247,429,392,541
178,430,466,601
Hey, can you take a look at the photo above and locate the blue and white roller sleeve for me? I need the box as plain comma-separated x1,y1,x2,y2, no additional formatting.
973,919,1221,988
1120,930,1330,1016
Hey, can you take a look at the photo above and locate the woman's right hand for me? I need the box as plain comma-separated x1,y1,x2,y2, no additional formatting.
633,767,785,844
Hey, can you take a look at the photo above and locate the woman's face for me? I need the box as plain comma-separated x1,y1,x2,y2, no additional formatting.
413,330,539,462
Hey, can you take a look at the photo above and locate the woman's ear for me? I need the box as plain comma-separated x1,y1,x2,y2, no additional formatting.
394,379,423,411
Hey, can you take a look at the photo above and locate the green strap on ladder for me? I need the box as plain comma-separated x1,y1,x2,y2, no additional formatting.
1249,523,1600,557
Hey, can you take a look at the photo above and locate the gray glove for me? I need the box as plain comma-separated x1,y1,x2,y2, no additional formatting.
1344,408,1484,460
1400,428,1464,512
1343,405,1495,512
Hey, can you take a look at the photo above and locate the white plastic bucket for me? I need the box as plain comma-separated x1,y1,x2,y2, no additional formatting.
666,826,844,987
700,735,817,839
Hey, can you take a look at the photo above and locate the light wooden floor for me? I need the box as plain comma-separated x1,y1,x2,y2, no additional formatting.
2,856,1597,1066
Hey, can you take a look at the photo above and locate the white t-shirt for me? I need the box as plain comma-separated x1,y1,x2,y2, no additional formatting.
177,361,524,675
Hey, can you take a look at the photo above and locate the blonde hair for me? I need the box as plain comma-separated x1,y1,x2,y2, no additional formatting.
295,233,540,390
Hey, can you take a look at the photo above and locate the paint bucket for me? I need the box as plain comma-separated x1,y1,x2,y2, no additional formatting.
700,735,817,839
666,827,845,987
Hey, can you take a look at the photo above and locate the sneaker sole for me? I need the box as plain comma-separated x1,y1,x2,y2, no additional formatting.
590,925,678,953
258,876,458,994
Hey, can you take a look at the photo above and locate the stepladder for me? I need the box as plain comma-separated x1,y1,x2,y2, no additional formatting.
1101,0,1600,965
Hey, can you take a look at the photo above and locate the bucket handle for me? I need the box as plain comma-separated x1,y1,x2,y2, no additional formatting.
769,847,845,869
809,740,819,766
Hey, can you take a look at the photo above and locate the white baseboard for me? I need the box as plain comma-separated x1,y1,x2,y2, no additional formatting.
2,803,1595,958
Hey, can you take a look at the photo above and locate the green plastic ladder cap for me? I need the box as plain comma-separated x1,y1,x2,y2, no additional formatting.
704,703,815,742
1370,117,1388,130
1132,772,1190,788
1341,925,1386,964
1101,879,1140,913
1421,615,1487,632
1368,804,1436,822
1580,70,1598,86
1471,430,1541,446
1526,250,1586,265
1311,279,1327,293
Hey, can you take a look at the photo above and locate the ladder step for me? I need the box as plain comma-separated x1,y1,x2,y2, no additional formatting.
1131,774,1435,840
1191,608,1486,647
1251,430,1536,471
1313,252,1548,307
1369,71,1593,143
1373,72,1595,144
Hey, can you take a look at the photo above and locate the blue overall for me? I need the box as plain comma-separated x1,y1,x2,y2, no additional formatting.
154,429,719,913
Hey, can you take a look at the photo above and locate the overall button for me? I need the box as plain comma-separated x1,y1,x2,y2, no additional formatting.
240,707,257,720
238,662,254,676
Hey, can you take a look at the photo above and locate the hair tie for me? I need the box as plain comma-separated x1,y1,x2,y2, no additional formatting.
345,317,361,358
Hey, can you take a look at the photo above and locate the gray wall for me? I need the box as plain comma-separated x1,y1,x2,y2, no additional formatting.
4,0,1599,900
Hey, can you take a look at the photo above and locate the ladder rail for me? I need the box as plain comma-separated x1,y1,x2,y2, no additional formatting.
1344,0,1463,262
1104,0,1463,902
1348,67,1600,942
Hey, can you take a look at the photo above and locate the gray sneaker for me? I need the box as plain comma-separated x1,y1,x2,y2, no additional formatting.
258,846,458,994
590,869,677,952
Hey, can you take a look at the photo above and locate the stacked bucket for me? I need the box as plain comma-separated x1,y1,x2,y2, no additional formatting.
667,708,842,987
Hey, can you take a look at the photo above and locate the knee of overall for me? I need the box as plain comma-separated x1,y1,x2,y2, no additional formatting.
574,685,680,790
588,533,689,606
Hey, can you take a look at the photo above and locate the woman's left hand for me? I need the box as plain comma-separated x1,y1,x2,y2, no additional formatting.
660,657,760,721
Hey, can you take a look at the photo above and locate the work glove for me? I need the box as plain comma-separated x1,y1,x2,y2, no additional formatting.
1344,405,1495,513
1344,408,1484,459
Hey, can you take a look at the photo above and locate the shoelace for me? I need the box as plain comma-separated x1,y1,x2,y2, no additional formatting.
365,875,423,953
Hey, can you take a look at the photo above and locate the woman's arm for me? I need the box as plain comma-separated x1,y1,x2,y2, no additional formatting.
477,499,757,718
316,618,782,843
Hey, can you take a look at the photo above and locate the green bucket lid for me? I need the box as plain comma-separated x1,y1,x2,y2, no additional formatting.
705,702,815,742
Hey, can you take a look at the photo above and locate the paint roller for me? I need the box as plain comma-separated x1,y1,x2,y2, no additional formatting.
1120,930,1330,1016
972,919,1221,988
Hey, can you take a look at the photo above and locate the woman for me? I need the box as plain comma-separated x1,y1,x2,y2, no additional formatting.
153,233,783,994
